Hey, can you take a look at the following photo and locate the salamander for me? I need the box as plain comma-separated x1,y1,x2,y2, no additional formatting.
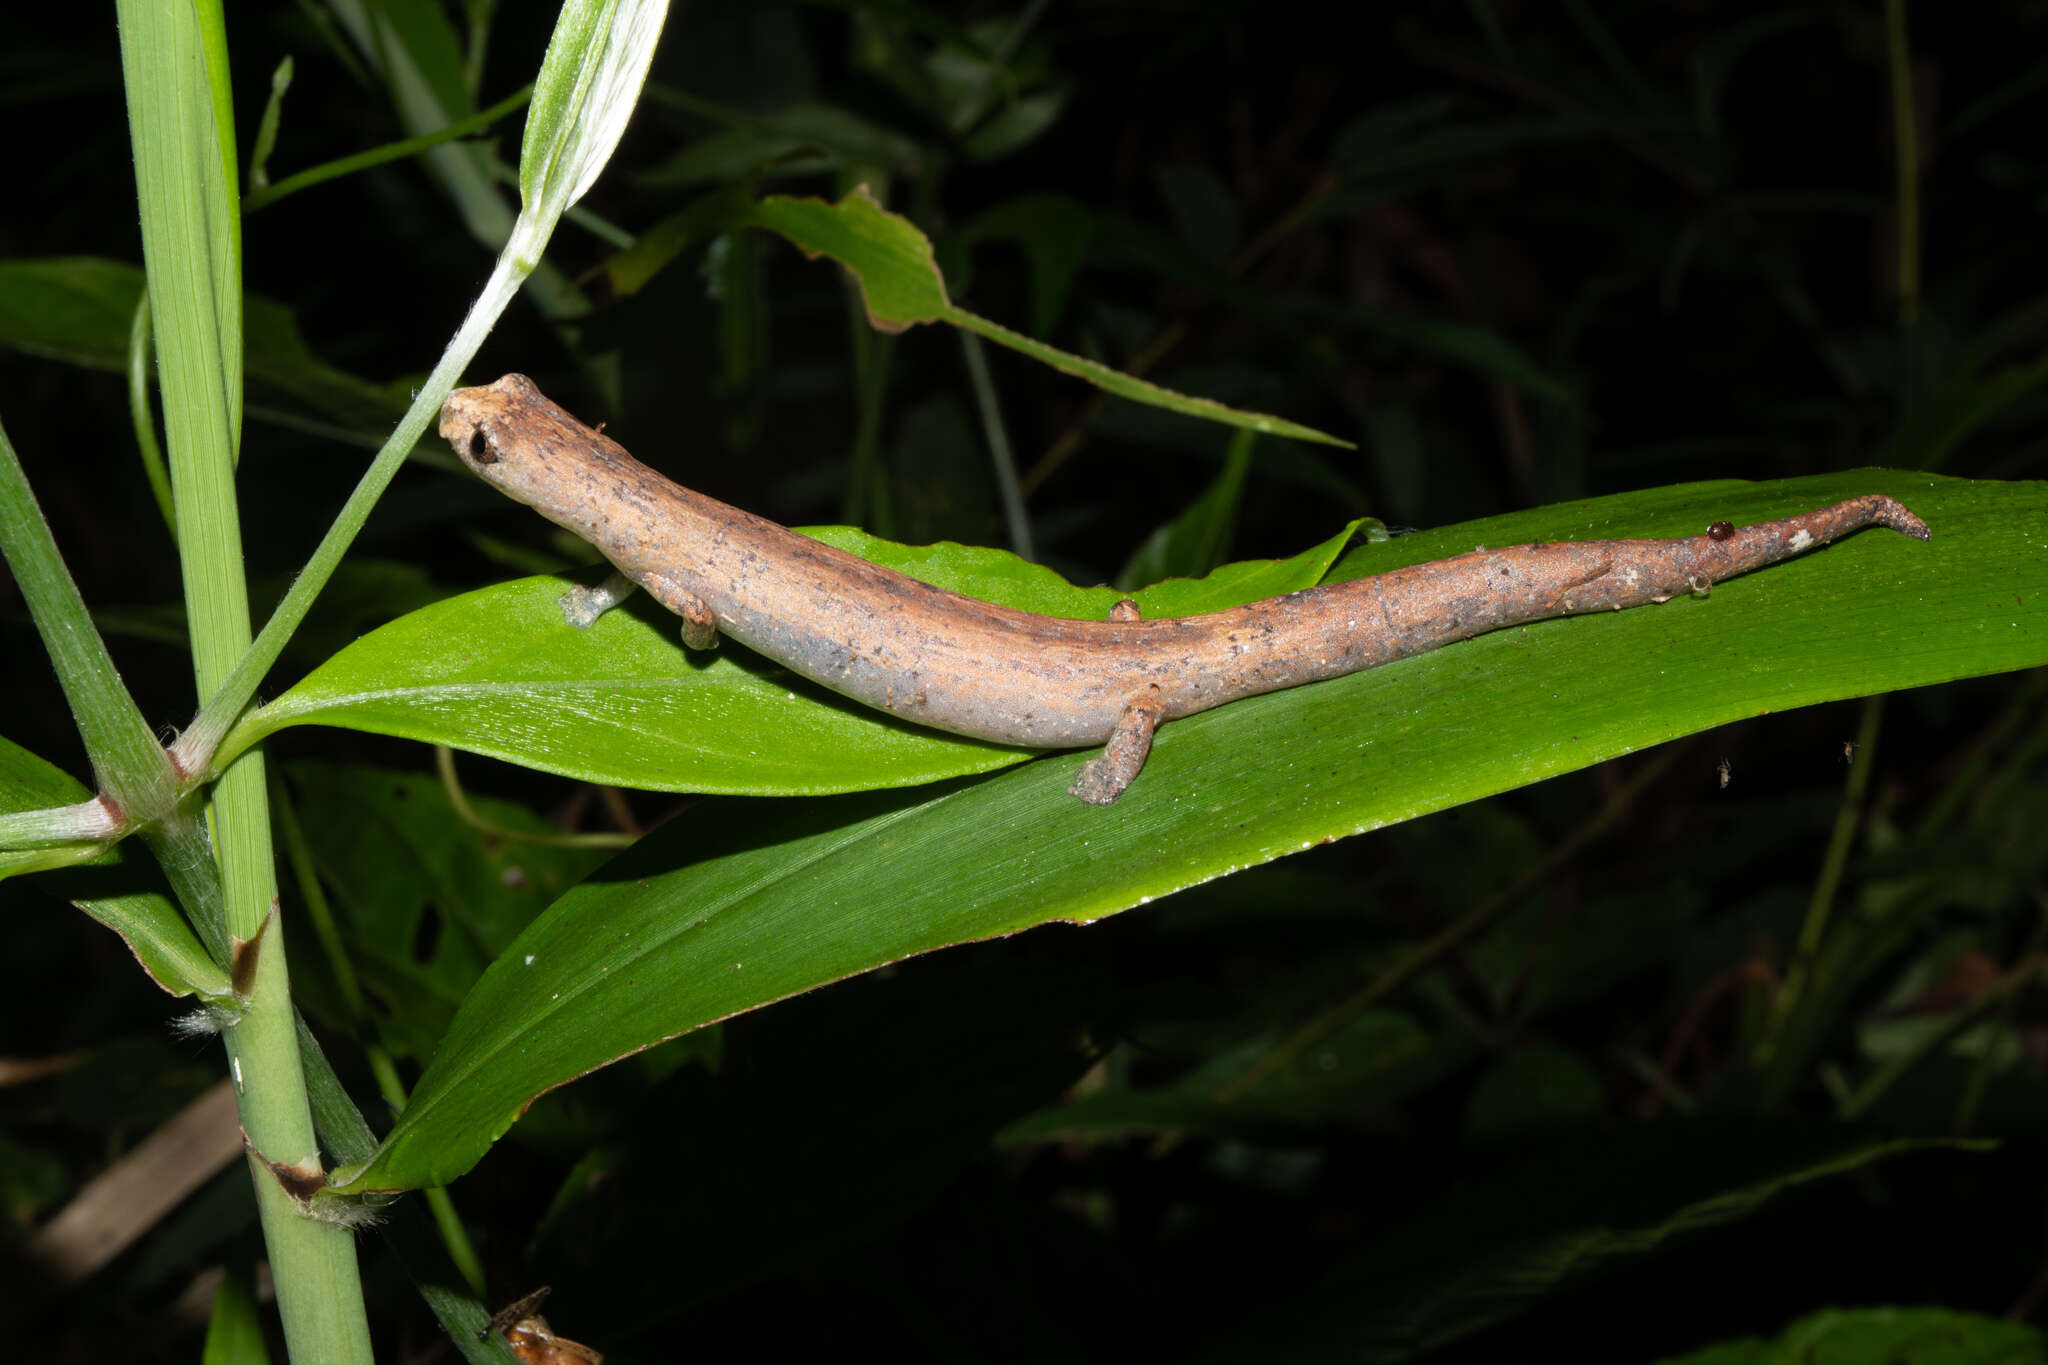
441,374,1930,804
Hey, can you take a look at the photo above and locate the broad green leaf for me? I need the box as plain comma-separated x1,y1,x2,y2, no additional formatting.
1206,1132,1988,1363
0,257,147,369
222,520,1358,792
746,186,952,330
1653,1307,2044,1365
744,187,1352,444
0,734,230,999
285,762,609,1058
0,258,408,438
330,472,2038,1192
226,573,1026,794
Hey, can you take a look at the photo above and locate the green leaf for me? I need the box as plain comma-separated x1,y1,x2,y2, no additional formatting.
222,520,1359,793
744,187,1352,444
0,734,231,1000
292,1020,524,1365
0,412,181,838
0,257,149,370
0,258,409,439
519,0,671,221
1882,354,2048,472
1652,1308,2043,1365
746,186,953,331
329,472,2036,1192
1153,162,1240,266
201,1268,271,1365
591,181,758,299
1117,427,1255,589
999,1009,1464,1144
530,937,1103,1318
1207,1131,1989,1363
1461,1044,1607,1142
960,88,1068,162
633,100,923,189
285,762,609,1058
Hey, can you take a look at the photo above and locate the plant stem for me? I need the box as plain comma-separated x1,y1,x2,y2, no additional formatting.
1759,695,1886,1067
116,0,372,1355
1885,0,1920,325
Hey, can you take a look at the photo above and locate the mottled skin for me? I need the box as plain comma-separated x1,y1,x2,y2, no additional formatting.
442,374,1932,803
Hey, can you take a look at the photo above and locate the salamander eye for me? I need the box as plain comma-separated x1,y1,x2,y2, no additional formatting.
1707,521,1734,541
469,427,498,464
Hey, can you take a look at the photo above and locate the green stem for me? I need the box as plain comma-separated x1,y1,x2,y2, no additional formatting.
117,0,372,1355
177,250,526,773
959,329,1033,560
126,292,177,540
280,774,490,1298
1885,0,1919,325
245,83,534,214
1759,695,1886,1065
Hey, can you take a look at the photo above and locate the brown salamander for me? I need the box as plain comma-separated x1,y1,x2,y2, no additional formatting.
441,374,1931,804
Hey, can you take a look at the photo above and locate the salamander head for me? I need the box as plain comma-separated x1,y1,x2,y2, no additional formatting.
441,373,634,512
441,373,548,474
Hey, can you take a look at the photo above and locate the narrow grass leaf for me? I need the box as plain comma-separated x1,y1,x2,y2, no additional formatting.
0,416,178,820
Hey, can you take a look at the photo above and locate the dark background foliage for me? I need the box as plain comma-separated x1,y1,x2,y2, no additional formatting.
5,1,2046,1361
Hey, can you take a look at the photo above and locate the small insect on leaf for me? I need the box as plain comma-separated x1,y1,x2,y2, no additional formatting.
486,1288,604,1365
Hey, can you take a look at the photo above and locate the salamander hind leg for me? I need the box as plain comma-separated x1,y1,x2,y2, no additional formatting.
640,569,721,650
1069,697,1161,806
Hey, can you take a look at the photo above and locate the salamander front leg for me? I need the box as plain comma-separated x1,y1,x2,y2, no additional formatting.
558,570,638,628
640,569,721,649
1069,697,1161,806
